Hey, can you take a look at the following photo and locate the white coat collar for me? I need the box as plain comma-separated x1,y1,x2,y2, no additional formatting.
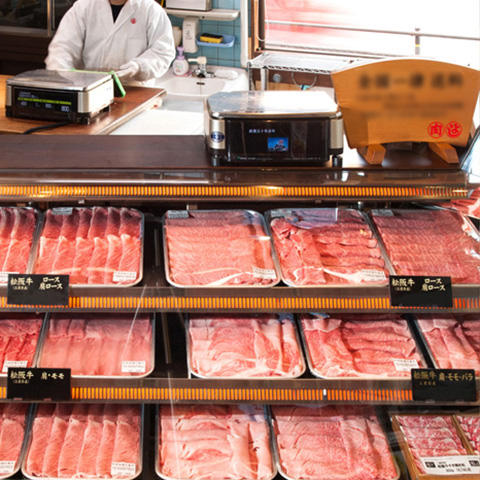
110,0,139,33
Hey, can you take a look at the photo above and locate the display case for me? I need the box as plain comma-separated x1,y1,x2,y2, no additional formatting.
0,131,478,480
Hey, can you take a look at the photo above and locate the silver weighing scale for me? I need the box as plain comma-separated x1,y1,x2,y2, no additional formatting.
5,70,115,124
205,90,343,167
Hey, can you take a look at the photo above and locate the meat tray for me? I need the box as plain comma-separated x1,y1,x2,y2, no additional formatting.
185,313,307,379
391,413,479,480
0,403,32,480
412,315,480,379
21,404,144,480
162,209,281,288
35,313,155,379
265,208,395,287
29,207,144,288
155,404,278,480
368,208,480,284
0,314,46,376
299,313,428,380
269,405,401,480
0,206,41,284
454,413,480,454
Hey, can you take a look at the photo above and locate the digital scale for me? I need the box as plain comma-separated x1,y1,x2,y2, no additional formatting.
204,90,343,166
5,70,114,124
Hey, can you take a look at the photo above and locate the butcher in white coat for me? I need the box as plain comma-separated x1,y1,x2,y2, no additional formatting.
45,0,176,85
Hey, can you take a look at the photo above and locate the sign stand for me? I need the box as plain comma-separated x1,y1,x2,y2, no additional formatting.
358,144,386,165
427,142,459,164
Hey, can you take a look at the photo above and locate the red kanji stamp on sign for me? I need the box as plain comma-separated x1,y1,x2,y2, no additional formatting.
446,121,462,138
428,121,444,138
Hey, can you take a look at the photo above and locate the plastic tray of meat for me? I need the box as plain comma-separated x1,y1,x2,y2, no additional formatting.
413,314,480,378
0,207,41,284
266,208,394,286
391,413,479,480
163,209,281,288
186,313,306,379
0,314,46,376
270,405,400,480
22,404,143,480
30,207,144,287
0,403,31,479
299,313,428,379
369,208,480,284
36,313,154,379
156,404,277,480
454,413,480,454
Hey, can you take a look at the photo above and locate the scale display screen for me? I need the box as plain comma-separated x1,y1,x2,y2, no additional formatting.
11,86,78,120
225,118,329,164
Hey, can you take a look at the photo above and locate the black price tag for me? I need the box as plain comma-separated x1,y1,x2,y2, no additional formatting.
389,275,452,308
7,274,69,306
412,368,477,402
7,367,71,401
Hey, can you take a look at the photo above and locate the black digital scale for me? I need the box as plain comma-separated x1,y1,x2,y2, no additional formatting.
5,70,114,124
204,91,343,166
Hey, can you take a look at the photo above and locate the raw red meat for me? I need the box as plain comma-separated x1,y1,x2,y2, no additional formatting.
438,187,480,219
165,210,278,286
34,207,142,285
272,405,398,480
417,314,480,375
159,405,273,480
0,316,43,373
270,209,388,286
301,314,425,378
39,313,152,376
25,404,141,478
0,403,28,471
188,314,304,378
370,209,480,284
456,415,480,453
396,414,469,473
0,208,37,276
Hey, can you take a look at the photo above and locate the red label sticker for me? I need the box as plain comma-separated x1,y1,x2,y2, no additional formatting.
446,121,462,138
427,121,444,139
131,18,136,24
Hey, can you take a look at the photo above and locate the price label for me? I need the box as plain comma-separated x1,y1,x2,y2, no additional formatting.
393,358,419,372
421,456,480,475
361,269,387,282
411,368,476,402
113,271,137,282
122,361,146,373
2,360,27,373
51,207,73,216
111,462,136,477
7,274,69,306
372,209,394,216
167,210,189,219
7,367,71,401
0,461,16,474
252,267,277,280
389,276,452,308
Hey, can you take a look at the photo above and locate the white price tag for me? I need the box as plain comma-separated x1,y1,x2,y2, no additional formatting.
167,210,189,219
111,462,137,477
0,461,16,474
361,269,387,282
113,271,137,282
0,272,16,284
372,209,394,216
122,361,146,373
393,358,419,372
2,360,28,373
51,207,73,216
421,456,480,475
252,267,277,280
270,210,290,219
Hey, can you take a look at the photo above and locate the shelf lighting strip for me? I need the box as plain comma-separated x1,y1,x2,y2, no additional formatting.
0,185,469,199
0,296,478,310
0,386,413,403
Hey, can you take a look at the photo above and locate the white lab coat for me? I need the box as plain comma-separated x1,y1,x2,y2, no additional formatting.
45,0,176,84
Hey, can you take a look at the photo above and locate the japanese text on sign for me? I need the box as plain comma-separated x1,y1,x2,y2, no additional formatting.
7,274,69,306
7,367,71,400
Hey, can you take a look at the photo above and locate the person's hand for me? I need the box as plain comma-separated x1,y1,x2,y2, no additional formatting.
116,61,140,80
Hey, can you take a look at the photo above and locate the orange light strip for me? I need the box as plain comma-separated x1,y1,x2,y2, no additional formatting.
0,296,478,311
0,185,469,199
66,387,414,402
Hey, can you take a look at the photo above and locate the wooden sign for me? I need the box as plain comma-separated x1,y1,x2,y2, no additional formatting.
331,58,480,161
